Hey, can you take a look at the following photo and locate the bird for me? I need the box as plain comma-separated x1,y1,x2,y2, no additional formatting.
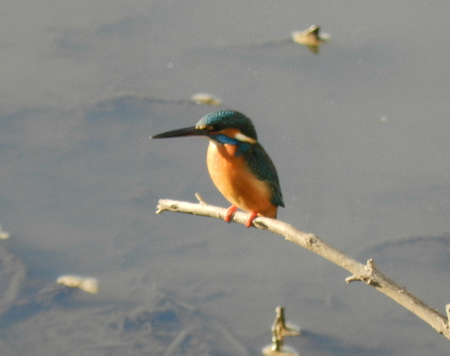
151,110,284,227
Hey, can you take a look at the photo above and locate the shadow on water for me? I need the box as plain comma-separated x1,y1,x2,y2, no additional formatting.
0,243,248,356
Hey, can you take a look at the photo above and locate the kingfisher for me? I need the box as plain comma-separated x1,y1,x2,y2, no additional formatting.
151,110,284,227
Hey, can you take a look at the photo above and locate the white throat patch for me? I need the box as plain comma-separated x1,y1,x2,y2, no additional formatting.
234,132,256,143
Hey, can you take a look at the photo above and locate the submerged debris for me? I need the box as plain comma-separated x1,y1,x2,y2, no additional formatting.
0,224,10,239
262,345,299,356
190,93,222,106
291,25,330,54
262,306,300,356
56,275,99,294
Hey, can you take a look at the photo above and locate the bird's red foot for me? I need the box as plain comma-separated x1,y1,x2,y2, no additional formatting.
245,212,258,228
224,205,237,223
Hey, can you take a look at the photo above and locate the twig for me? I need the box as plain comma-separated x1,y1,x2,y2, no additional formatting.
265,306,301,355
156,198,450,339
271,306,300,350
194,192,208,205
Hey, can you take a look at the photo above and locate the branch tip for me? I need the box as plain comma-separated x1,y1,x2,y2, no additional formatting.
366,258,376,270
195,192,208,205
345,275,359,284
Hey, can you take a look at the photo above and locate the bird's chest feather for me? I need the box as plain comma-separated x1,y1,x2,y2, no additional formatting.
206,141,272,211
206,142,247,182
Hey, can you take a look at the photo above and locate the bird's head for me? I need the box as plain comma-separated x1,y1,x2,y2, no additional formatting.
151,110,258,145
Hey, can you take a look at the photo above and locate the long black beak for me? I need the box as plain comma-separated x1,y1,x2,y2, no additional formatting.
151,126,207,139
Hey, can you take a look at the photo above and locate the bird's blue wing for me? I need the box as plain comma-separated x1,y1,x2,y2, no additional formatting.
243,143,284,207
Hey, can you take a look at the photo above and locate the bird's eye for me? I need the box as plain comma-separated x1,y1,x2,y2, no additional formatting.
207,125,224,133
209,125,223,133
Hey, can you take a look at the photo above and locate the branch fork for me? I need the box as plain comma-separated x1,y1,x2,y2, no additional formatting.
345,259,380,286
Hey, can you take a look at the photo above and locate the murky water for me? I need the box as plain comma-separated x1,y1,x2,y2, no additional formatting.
1,1,449,355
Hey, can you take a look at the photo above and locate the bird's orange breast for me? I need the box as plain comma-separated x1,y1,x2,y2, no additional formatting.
206,141,277,218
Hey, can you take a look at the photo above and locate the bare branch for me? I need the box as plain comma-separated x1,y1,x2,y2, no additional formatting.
156,198,450,339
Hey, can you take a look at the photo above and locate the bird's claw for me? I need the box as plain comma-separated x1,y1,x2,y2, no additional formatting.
224,206,237,222
225,206,258,228
245,212,258,228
